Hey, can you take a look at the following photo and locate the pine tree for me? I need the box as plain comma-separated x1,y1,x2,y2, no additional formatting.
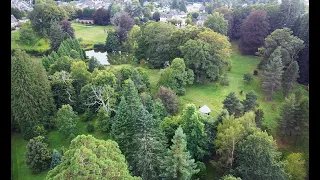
254,109,264,129
279,93,297,142
131,105,166,179
222,92,244,117
282,61,299,96
161,127,199,179
50,149,62,169
261,47,284,100
242,91,259,112
179,0,187,12
12,50,55,139
294,97,309,144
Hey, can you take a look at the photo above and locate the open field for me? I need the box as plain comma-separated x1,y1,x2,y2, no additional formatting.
11,30,50,51
71,22,114,49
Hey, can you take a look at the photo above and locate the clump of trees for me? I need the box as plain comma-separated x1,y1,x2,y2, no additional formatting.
204,12,228,35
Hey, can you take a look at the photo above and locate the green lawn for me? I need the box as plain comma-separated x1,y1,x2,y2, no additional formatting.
11,30,50,51
72,22,114,49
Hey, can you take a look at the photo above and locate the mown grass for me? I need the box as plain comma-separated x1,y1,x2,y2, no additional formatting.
11,30,50,51
72,22,114,50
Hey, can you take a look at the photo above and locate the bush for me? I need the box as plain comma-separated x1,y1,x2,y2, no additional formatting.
243,73,253,83
93,43,105,50
87,123,95,132
220,74,230,86
254,70,258,76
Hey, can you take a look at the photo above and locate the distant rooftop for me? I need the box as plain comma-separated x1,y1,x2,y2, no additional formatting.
199,105,211,114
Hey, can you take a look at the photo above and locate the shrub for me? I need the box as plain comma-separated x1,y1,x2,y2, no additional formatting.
220,74,230,86
87,123,95,132
254,70,258,76
243,73,253,83
93,43,106,50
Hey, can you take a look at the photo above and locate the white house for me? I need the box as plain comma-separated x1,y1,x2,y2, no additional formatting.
11,15,18,28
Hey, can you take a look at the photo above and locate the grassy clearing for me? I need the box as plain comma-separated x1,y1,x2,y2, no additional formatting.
72,22,114,50
11,30,50,51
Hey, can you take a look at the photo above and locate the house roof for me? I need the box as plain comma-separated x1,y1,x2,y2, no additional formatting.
11,15,17,23
199,105,211,114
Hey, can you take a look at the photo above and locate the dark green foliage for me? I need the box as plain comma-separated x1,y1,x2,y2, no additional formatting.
49,71,75,109
81,7,95,19
93,7,110,25
96,108,112,132
11,7,24,19
282,61,299,96
49,56,73,75
12,50,55,139
19,24,36,45
87,123,95,132
160,127,199,179
192,12,199,19
55,104,78,138
157,58,194,95
56,38,85,60
50,149,62,170
111,12,134,42
140,92,167,121
25,136,51,173
156,86,179,115
279,0,305,29
223,92,243,117
70,61,91,94
221,175,242,180
171,0,179,9
254,109,264,129
160,116,180,146
242,91,259,112
135,21,176,68
243,73,253,83
240,10,269,55
88,57,100,72
106,31,120,52
261,47,284,100
46,135,141,179
193,161,206,180
28,3,68,36
253,70,258,76
179,0,187,12
235,131,287,180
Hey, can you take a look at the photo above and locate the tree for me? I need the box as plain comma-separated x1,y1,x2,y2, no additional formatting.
46,135,141,179
221,175,242,180
215,7,234,38
282,61,299,96
55,104,78,138
48,22,66,51
70,61,91,94
185,18,192,25
235,131,287,180
135,21,176,68
142,6,152,18
49,71,75,109
254,109,264,129
243,73,253,83
204,12,228,35
56,38,86,60
180,29,231,82
156,86,179,115
171,0,179,9
179,0,187,12
49,56,73,75
179,104,207,160
240,10,269,55
124,25,141,53
222,92,243,117
11,7,24,19
87,57,100,72
93,7,110,25
152,11,160,21
158,58,194,95
261,47,284,100
279,0,305,29
50,149,62,170
125,0,143,18
19,23,36,45
25,136,51,173
111,12,134,42
160,127,199,179
257,28,304,69
192,12,199,19
293,13,309,84
28,2,68,36
285,153,307,180
12,50,55,139
60,20,75,39
242,91,259,112
106,31,120,52
214,115,245,168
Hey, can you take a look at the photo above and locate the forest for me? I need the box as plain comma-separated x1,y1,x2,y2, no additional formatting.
11,0,309,179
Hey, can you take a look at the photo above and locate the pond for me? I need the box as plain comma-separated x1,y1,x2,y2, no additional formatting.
85,49,109,65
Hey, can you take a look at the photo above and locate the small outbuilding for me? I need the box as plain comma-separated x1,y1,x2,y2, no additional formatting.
199,105,211,115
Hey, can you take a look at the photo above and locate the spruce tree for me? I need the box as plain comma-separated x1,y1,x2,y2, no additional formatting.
242,91,259,112
282,61,299,96
279,94,297,142
12,50,55,139
261,47,284,100
50,149,62,169
161,127,199,180
255,109,264,129
222,92,244,117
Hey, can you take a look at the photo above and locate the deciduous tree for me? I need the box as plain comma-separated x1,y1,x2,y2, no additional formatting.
55,104,78,138
156,86,179,115
204,12,228,35
93,7,110,25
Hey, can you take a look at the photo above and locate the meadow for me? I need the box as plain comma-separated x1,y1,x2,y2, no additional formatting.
11,30,50,51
